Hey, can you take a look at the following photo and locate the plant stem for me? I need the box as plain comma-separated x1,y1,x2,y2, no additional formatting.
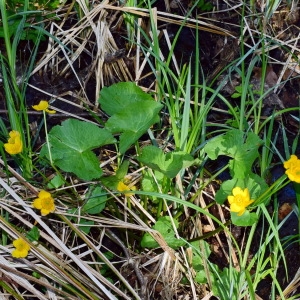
43,111,53,165
0,1,13,68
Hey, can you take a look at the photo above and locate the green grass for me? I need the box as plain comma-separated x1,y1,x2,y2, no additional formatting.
0,0,299,299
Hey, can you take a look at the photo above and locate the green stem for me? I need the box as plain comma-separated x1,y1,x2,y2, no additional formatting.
293,182,300,246
43,111,53,165
0,1,13,68
255,174,289,205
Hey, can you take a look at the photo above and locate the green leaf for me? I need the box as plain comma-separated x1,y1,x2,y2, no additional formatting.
7,0,65,11
101,161,130,190
26,226,40,242
195,270,207,283
32,272,41,279
66,209,94,234
141,169,165,202
78,219,94,235
188,240,215,284
141,216,186,249
99,82,155,115
212,267,239,298
138,145,197,178
47,174,65,189
82,186,107,214
215,175,267,226
41,119,116,181
190,241,211,270
231,211,258,226
105,101,162,154
231,92,241,99
99,82,163,153
115,160,130,180
196,0,213,11
101,176,120,191
204,129,263,178
215,174,268,205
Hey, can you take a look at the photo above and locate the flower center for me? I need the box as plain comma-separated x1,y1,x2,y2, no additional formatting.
43,198,54,209
235,195,244,204
18,241,26,249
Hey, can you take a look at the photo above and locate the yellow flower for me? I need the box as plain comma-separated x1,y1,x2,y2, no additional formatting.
117,181,136,197
228,187,254,216
4,130,23,155
12,238,30,258
284,155,300,183
33,190,55,216
32,100,56,114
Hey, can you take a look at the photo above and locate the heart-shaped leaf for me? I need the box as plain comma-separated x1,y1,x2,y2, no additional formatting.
82,186,107,214
138,145,197,178
230,210,258,226
141,216,186,249
41,119,116,180
215,174,268,205
204,129,263,178
99,82,163,154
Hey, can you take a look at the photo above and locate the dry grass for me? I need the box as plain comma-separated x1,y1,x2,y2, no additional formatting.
1,0,300,299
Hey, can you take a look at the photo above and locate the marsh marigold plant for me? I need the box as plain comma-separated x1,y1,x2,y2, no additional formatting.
32,100,56,114
228,187,254,216
284,155,300,183
4,130,23,155
12,238,30,258
33,190,55,216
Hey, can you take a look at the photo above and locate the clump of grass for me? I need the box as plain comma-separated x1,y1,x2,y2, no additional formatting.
0,0,300,299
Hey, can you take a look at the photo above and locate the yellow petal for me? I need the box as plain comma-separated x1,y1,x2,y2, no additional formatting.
33,190,55,215
228,187,254,216
4,130,23,155
8,130,20,140
4,142,22,155
227,195,235,204
45,108,56,114
117,181,129,192
12,238,30,258
237,209,246,216
286,168,300,183
284,155,299,170
39,190,52,199
40,208,51,216
32,100,55,113
241,188,250,198
12,248,29,258
232,187,243,196
117,181,134,197
245,199,255,206
33,198,43,210
230,203,245,215
32,100,49,111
